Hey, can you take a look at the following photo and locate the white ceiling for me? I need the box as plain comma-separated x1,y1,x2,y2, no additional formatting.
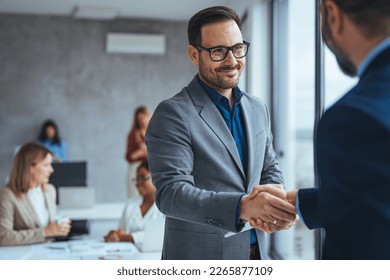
0,0,234,21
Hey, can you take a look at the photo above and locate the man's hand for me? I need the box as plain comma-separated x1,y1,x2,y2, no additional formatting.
240,184,297,233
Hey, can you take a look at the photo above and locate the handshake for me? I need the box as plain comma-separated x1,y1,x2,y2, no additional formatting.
240,184,297,234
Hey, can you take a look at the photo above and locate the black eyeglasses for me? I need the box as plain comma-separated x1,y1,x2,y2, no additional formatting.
195,41,250,62
132,175,151,183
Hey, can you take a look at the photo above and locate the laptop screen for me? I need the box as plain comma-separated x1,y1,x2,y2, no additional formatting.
49,161,87,204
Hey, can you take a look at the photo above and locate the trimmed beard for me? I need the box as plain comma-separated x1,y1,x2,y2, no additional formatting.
198,56,242,90
322,9,357,77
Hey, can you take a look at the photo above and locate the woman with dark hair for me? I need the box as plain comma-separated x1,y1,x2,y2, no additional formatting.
125,106,151,198
37,119,66,161
0,142,71,246
104,161,164,248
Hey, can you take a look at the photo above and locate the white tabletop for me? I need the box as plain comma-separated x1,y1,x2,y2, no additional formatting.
0,238,160,260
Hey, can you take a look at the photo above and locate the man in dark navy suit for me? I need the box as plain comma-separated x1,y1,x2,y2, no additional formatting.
253,0,390,259
294,0,390,259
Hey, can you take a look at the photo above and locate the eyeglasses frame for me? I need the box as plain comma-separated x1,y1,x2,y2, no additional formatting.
195,41,251,62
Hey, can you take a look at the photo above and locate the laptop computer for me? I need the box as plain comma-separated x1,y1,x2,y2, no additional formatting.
58,187,95,208
138,218,165,252
49,161,87,204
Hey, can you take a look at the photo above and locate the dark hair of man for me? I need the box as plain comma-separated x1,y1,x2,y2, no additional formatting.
38,119,61,145
187,6,242,46
331,0,390,39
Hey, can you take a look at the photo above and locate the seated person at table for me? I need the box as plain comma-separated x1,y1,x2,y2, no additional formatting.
0,142,71,246
104,161,164,248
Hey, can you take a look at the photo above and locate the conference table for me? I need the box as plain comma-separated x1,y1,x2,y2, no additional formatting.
0,238,161,260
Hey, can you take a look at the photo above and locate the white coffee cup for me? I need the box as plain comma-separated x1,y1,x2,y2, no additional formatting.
55,216,70,225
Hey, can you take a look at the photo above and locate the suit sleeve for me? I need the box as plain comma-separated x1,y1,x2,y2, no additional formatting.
145,100,244,233
299,104,390,236
0,189,45,246
317,104,390,224
297,188,321,229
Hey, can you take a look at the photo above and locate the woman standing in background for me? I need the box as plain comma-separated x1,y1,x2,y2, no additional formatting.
0,142,71,246
125,106,151,198
37,119,66,162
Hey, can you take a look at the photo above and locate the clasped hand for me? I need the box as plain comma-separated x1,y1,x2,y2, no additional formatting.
44,220,71,237
240,184,297,234
104,228,133,243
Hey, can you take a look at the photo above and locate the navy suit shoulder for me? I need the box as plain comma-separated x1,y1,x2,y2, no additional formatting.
334,47,390,121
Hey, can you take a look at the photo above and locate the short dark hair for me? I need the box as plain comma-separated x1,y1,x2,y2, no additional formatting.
187,6,242,46
332,0,390,38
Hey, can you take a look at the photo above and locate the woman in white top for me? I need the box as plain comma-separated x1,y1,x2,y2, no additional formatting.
104,161,164,248
0,142,71,246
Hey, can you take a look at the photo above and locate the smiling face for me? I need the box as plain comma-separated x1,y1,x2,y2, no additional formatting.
30,153,54,188
188,20,245,96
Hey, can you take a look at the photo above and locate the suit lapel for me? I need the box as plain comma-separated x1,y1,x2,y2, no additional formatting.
186,77,246,178
240,96,255,186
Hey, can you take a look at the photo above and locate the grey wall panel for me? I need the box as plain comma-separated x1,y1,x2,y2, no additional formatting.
0,14,195,202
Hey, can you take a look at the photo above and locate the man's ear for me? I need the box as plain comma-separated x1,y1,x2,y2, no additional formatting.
324,0,344,36
187,45,199,66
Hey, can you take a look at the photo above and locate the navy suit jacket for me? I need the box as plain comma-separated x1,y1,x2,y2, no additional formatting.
298,46,390,259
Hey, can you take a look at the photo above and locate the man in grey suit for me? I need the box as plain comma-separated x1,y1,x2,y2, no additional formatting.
145,6,296,260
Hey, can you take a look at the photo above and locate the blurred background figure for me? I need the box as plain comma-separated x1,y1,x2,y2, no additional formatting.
104,161,164,248
37,119,66,162
0,142,71,246
125,106,151,198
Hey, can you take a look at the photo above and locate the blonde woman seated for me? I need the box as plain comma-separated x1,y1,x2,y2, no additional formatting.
104,161,164,248
0,142,71,246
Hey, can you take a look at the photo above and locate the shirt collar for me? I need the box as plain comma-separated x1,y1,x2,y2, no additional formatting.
196,74,243,106
357,36,390,77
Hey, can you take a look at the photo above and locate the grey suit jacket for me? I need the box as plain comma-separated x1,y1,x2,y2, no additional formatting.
0,184,56,246
145,76,283,259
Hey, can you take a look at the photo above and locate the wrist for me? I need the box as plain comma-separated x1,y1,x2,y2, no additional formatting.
239,194,250,222
119,233,133,242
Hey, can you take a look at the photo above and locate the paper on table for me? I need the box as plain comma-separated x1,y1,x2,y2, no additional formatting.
80,241,140,260
104,242,136,253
